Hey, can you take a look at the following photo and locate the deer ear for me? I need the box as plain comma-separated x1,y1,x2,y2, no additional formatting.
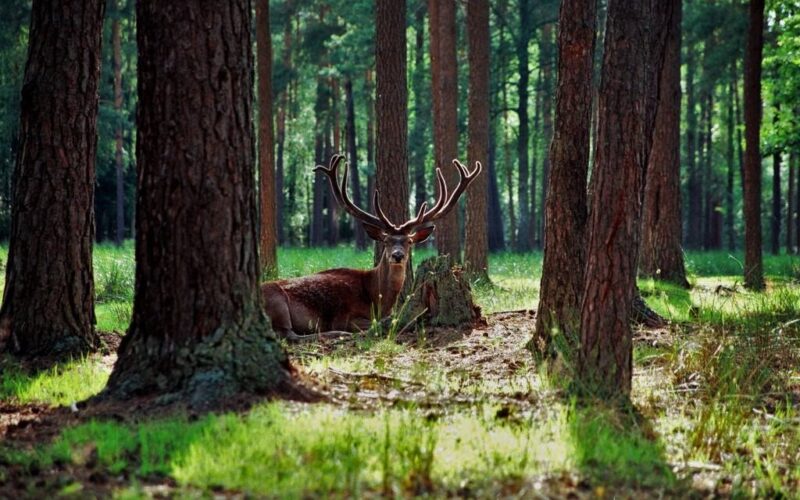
410,225,435,244
362,222,386,241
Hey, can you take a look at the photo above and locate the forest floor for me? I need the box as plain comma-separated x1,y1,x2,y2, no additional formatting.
0,245,799,498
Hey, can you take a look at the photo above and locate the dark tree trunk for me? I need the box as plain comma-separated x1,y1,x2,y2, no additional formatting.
515,0,531,252
366,68,375,192
795,151,800,254
0,0,104,358
429,0,460,259
311,79,328,247
276,13,292,246
345,79,367,250
257,0,277,276
789,151,796,253
102,0,296,407
465,0,489,277
639,0,687,287
113,6,125,246
539,23,555,251
726,76,736,250
324,122,338,246
685,41,701,248
532,0,596,358
374,0,409,266
487,132,505,251
743,0,765,290
579,0,671,399
772,148,781,255
410,3,429,215
701,93,713,249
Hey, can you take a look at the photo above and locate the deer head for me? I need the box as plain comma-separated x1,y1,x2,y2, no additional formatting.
314,154,483,266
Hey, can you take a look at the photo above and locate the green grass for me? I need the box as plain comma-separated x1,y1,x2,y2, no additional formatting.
0,357,109,406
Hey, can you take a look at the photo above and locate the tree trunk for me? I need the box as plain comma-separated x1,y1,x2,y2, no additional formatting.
539,23,555,251
374,0,409,267
515,0,531,252
772,148,781,255
685,40,701,248
410,4,429,216
0,0,104,359
257,0,277,277
276,12,292,246
532,0,596,358
743,0,765,290
726,75,736,250
789,152,796,253
345,79,367,250
102,0,297,408
464,0,489,277
639,0,687,287
429,0,460,259
311,79,328,247
701,93,713,249
578,0,672,400
113,7,125,246
487,133,505,251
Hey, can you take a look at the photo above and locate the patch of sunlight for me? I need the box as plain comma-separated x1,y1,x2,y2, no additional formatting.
0,357,110,406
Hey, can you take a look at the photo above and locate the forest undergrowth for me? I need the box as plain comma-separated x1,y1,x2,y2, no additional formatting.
0,244,799,497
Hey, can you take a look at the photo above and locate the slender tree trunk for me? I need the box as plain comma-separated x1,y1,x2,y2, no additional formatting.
685,41,701,248
532,0,596,358
515,0,531,251
430,0,460,259
465,0,489,277
639,0,687,287
256,0,277,276
789,151,796,253
579,0,672,399
345,79,367,250
743,0,765,290
726,75,736,250
539,23,554,251
113,7,125,246
772,147,781,255
702,93,713,249
276,11,292,246
324,122,338,246
502,81,516,249
410,4,429,214
0,0,104,358
311,79,328,247
102,0,298,407
795,151,800,254
487,131,505,251
366,68,376,197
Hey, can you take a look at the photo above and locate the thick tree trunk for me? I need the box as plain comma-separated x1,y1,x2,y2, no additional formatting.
345,79,367,250
465,0,489,277
257,0,277,276
639,0,687,287
102,0,296,408
532,0,596,358
515,0,531,252
743,0,765,290
113,9,125,246
429,0,460,259
374,0,409,267
772,149,781,255
0,0,103,359
410,4,429,216
578,0,671,399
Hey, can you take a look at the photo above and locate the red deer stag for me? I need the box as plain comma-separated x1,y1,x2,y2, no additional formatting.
262,154,482,342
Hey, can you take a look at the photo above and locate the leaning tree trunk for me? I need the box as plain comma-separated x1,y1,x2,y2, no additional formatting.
102,0,297,408
639,0,688,288
578,0,672,400
257,0,278,277
0,0,104,359
742,0,765,290
464,0,490,278
532,0,596,359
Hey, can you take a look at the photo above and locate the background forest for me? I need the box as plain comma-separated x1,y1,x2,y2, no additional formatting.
1,0,798,253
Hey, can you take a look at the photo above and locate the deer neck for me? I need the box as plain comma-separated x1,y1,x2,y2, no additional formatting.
369,254,407,316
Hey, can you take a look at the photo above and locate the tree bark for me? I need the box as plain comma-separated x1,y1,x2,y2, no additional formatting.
639,0,687,287
515,0,532,252
410,4,429,216
743,0,765,290
532,0,596,358
345,79,367,250
726,75,736,250
113,6,125,246
256,0,277,277
0,0,104,359
102,0,296,407
772,148,781,255
464,0,489,277
429,0,460,259
578,0,671,399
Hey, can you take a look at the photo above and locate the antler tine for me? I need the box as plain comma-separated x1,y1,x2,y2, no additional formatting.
372,189,400,231
412,159,483,227
397,201,429,232
313,154,385,229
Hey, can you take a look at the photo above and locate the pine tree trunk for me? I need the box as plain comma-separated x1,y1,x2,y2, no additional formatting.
487,132,505,251
429,0,460,259
345,79,367,250
533,0,596,358
276,11,292,246
515,0,531,252
410,4,429,216
102,0,297,408
257,0,277,277
639,0,687,287
113,7,125,246
789,152,797,253
772,148,781,255
579,0,671,399
464,0,489,277
311,80,327,247
539,23,554,251
743,0,765,290
685,42,701,248
0,0,104,359
726,76,736,250
701,93,713,249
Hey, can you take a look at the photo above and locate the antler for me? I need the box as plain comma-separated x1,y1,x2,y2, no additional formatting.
396,159,483,232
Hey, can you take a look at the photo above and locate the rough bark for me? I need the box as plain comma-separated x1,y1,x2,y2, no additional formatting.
0,0,104,359
532,0,596,358
102,0,296,408
429,0,460,259
743,0,765,290
464,0,489,277
345,79,367,250
578,0,671,400
515,0,532,251
257,0,277,276
113,7,124,246
640,0,687,287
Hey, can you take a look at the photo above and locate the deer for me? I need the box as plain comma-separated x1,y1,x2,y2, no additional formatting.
261,154,482,342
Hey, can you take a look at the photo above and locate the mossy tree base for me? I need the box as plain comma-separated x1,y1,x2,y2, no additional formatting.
398,256,481,329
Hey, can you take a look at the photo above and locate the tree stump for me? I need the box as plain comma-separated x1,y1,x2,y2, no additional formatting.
397,256,481,329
